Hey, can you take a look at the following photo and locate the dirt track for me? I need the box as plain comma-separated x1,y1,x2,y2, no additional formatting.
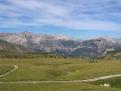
0,65,18,78
0,66,121,84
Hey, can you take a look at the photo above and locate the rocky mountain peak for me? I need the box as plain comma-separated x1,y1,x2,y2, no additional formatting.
94,36,116,43
20,31,33,39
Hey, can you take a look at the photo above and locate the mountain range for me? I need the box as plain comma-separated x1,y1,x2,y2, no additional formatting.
0,32,121,58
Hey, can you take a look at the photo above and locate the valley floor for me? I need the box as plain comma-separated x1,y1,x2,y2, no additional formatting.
0,58,121,91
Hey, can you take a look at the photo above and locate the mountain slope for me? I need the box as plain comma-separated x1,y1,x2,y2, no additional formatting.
0,40,28,57
72,37,121,58
105,46,121,59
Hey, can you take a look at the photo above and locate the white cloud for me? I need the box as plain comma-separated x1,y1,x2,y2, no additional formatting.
37,18,121,31
0,0,121,31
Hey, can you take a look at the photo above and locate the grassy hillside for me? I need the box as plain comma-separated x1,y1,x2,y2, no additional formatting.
0,58,121,91
92,77,121,89
0,65,14,75
0,40,27,57
0,58,121,81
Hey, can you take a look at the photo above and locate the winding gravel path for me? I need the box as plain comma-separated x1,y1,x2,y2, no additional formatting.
0,72,121,84
0,65,18,78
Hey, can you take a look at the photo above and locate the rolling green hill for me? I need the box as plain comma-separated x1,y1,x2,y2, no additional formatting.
0,40,28,57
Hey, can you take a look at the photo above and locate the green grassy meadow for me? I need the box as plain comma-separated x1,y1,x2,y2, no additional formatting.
92,76,121,89
0,65,14,75
0,58,121,91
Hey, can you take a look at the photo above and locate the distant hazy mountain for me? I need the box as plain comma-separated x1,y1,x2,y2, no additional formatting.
72,37,121,58
0,32,121,58
0,32,80,55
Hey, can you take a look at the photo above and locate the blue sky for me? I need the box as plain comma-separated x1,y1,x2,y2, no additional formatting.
0,0,121,39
